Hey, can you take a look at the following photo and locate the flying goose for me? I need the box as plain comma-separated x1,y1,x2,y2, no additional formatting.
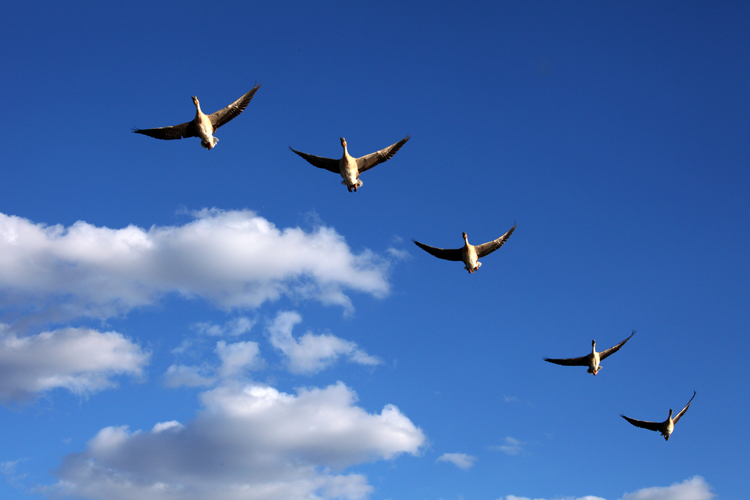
621,391,696,441
543,330,635,375
133,84,261,149
412,225,517,274
289,135,410,192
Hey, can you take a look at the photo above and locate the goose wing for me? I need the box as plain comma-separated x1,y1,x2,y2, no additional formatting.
412,240,463,261
133,121,194,140
355,135,411,173
673,391,696,425
543,355,589,367
208,84,261,130
289,147,341,173
474,224,517,258
598,330,636,361
621,414,663,432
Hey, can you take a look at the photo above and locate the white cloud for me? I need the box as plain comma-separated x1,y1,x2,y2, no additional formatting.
491,436,525,456
49,381,425,500
194,317,255,337
266,311,381,375
498,476,714,500
0,209,390,322
215,340,263,378
620,476,715,500
0,326,149,401
503,496,604,500
436,453,477,470
163,364,216,388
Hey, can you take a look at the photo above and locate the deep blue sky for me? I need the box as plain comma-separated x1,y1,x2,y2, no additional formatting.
1,2,748,500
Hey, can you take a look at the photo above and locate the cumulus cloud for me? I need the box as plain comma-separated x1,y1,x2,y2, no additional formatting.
215,340,263,378
49,381,425,500
266,311,381,374
0,326,149,401
0,209,390,323
436,453,477,470
499,476,714,500
491,436,525,456
620,476,715,500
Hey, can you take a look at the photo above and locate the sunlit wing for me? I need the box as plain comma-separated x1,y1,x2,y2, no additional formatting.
209,84,261,130
289,147,341,173
356,135,411,173
412,240,463,261
621,414,663,432
474,224,517,258
543,355,588,367
673,391,696,425
599,330,636,361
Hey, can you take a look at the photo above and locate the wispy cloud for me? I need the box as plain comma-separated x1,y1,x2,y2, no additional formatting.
194,317,256,337
0,326,149,402
266,311,381,375
620,476,715,500
47,382,425,500
499,476,715,500
436,453,477,470
490,436,525,456
0,209,391,323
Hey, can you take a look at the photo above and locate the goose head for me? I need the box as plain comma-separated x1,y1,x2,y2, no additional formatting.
340,137,347,149
192,96,202,112
462,232,469,244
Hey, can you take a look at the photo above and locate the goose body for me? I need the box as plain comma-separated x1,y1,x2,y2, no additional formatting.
621,391,696,441
544,330,635,375
133,84,261,149
412,225,517,273
290,135,410,192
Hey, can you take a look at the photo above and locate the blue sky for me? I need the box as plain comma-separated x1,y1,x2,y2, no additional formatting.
1,1,748,499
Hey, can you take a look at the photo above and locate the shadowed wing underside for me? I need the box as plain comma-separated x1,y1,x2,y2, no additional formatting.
288,148,340,173
411,240,463,261
620,414,663,432
543,354,589,367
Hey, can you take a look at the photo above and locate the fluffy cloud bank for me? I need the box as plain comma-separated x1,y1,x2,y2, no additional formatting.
0,209,390,322
50,382,425,500
0,326,149,401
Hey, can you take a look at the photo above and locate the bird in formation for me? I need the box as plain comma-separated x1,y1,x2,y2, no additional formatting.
290,135,410,192
621,391,696,441
133,84,261,150
412,225,517,273
543,330,635,375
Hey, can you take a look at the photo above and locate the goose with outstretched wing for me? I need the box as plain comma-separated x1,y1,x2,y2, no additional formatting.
543,330,635,375
133,84,261,150
412,225,517,274
290,135,410,192
621,391,696,441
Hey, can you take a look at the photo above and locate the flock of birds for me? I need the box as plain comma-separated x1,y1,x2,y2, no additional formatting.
133,86,695,442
